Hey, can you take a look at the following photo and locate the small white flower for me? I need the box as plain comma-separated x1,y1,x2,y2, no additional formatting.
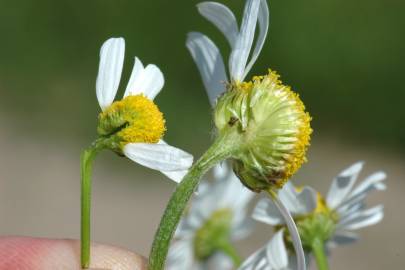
96,37,193,183
326,162,386,246
167,163,255,270
251,161,386,264
187,0,269,106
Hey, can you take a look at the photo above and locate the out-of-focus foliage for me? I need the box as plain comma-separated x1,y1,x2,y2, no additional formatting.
0,0,404,152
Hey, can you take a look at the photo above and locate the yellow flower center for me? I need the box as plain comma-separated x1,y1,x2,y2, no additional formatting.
97,95,166,146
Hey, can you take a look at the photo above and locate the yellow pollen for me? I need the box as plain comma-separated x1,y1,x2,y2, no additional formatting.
237,81,254,91
99,95,166,146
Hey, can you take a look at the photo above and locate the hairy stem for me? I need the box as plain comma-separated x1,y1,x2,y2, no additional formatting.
267,189,306,270
148,129,240,270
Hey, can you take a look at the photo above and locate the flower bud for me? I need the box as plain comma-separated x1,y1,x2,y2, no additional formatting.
214,70,312,192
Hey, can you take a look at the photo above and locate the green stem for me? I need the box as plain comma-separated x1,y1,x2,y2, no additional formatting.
312,238,329,270
218,241,242,267
80,138,106,269
148,129,240,270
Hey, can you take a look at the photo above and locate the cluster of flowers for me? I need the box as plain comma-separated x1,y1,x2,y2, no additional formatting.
167,161,385,269
82,0,385,269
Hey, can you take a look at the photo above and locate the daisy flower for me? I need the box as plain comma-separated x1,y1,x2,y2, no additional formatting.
167,163,254,270
95,37,193,182
81,37,195,269
187,0,311,192
186,2,310,269
252,161,386,268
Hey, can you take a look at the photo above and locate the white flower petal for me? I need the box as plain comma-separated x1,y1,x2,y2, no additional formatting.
337,202,365,219
279,182,317,216
252,198,284,225
338,205,384,231
238,245,268,270
189,177,231,221
143,64,165,100
212,162,232,180
349,171,387,199
219,173,254,214
186,32,228,106
161,169,189,183
174,218,196,239
124,57,144,97
266,230,288,269
336,171,386,215
231,217,254,241
96,37,125,110
229,0,260,82
167,239,195,270
207,253,234,270
271,193,306,270
243,0,270,80
326,161,364,209
197,2,239,47
330,231,359,246
123,142,193,173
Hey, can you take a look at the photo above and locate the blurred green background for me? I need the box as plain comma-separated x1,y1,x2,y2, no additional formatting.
0,0,404,269
1,0,404,151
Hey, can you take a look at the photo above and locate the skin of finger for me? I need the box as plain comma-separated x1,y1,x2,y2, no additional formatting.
0,237,147,270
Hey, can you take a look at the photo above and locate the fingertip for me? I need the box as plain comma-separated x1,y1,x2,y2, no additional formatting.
0,237,147,270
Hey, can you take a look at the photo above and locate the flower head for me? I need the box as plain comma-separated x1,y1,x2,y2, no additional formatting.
219,71,312,191
167,163,254,269
187,0,311,191
95,37,193,182
252,161,386,252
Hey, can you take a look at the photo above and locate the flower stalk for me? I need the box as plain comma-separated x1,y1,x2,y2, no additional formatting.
218,241,243,267
267,189,306,270
311,238,329,270
148,127,241,270
80,138,110,269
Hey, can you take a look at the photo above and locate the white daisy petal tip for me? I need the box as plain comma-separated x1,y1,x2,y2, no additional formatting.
340,161,365,177
229,0,261,81
124,59,165,100
124,56,145,97
196,1,239,47
162,169,190,183
142,64,165,100
96,37,125,110
326,161,366,209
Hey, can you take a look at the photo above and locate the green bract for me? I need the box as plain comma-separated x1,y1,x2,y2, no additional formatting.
214,71,312,192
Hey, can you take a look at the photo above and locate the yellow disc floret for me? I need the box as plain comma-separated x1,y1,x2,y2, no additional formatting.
214,70,312,192
97,95,166,148
313,192,329,215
